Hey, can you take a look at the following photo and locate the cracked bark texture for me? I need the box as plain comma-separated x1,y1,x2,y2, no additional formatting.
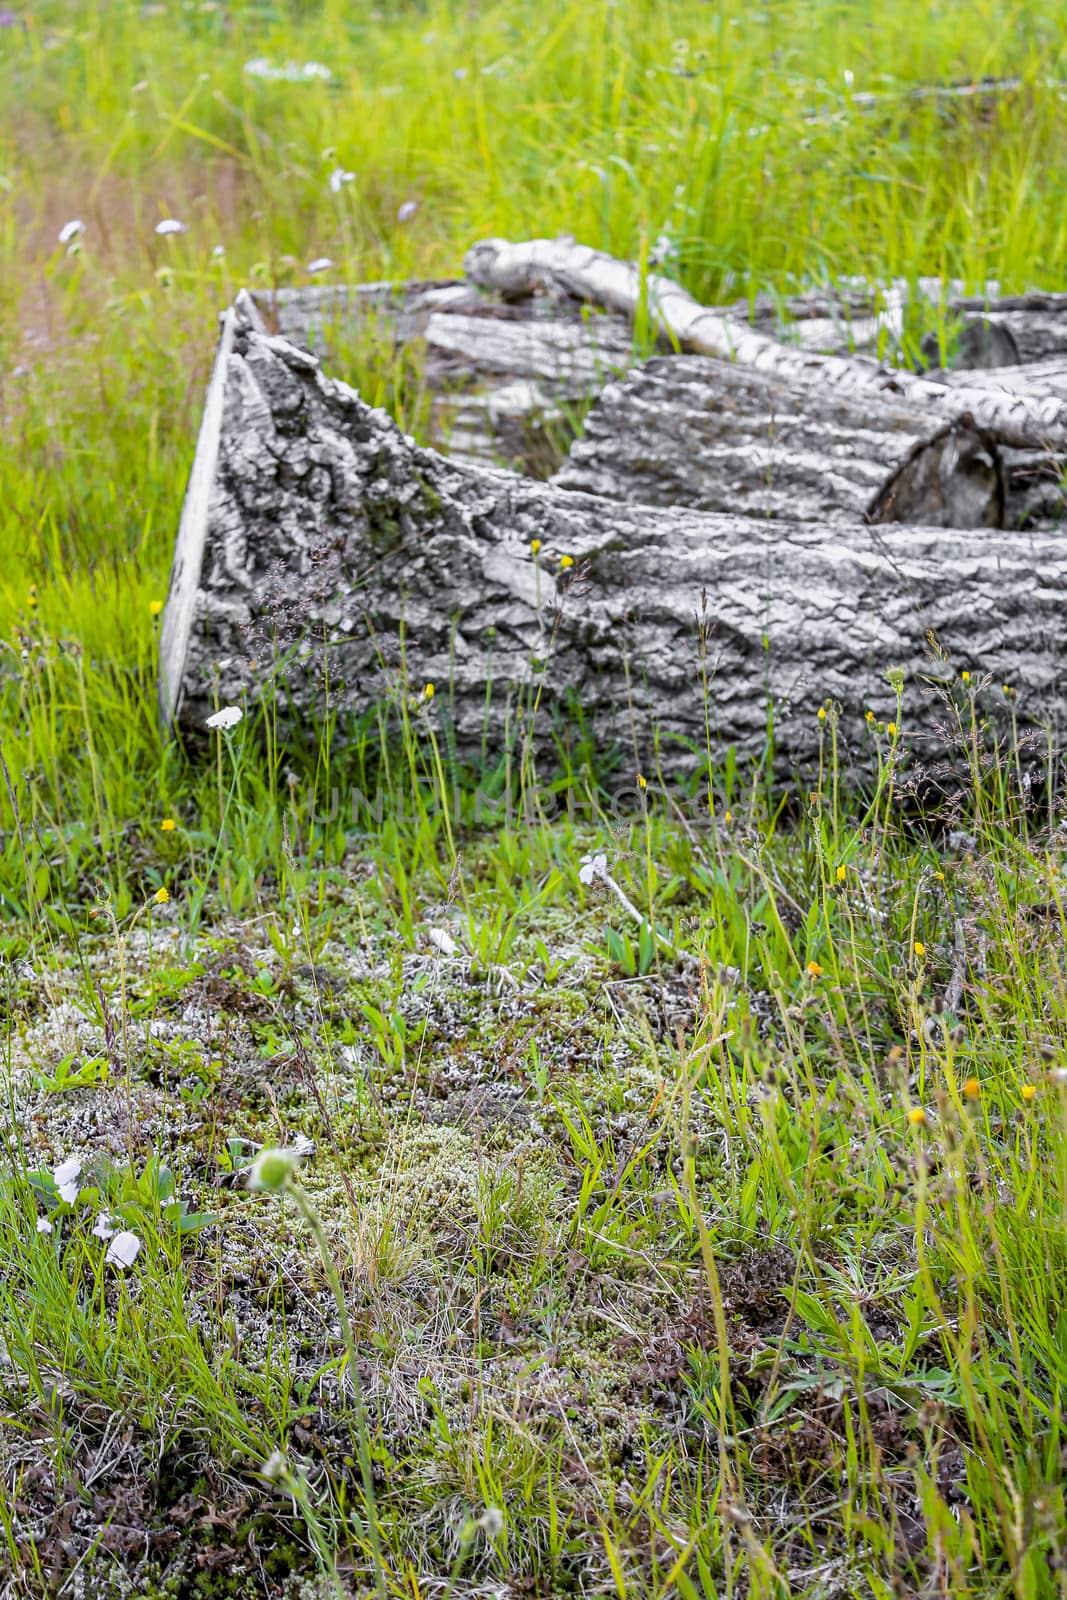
465,238,1067,450
238,269,1067,492
244,279,638,475
163,325,1067,784
554,355,1008,529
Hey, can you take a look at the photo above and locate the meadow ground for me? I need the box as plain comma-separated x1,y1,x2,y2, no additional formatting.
2,2,1067,1595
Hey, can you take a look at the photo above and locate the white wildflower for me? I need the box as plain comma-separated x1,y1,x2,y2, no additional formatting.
205,705,243,731
477,1507,505,1538
105,1230,142,1268
58,219,84,245
36,1215,53,1235
53,1157,82,1205
244,58,331,83
155,218,187,236
328,167,355,194
212,243,225,258
397,200,418,223
578,852,608,887
306,257,334,274
261,1448,288,1481
91,1213,117,1240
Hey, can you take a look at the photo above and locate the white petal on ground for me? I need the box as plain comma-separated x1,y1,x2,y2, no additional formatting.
397,200,418,223
58,219,84,244
105,1230,142,1268
155,218,187,236
428,927,459,957
307,257,334,273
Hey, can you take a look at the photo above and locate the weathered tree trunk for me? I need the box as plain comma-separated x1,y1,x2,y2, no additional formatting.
465,238,1067,450
554,354,1008,528
234,263,1067,490
161,322,1067,785
241,278,639,475
730,282,1067,365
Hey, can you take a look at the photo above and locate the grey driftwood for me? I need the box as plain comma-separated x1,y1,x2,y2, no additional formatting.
160,319,1066,783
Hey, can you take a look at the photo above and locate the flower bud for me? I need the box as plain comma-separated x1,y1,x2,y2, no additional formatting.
249,1147,297,1193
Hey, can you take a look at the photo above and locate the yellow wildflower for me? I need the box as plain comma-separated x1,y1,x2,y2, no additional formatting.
817,706,827,722
154,887,170,905
161,818,176,832
865,710,875,723
559,554,574,570
836,864,847,882
423,682,435,699
914,940,926,958
961,670,971,684
1022,1084,1037,1103
530,539,542,555
150,599,163,618
723,809,733,823
907,1106,927,1127
963,1077,980,1101
637,774,647,791
806,960,824,978
887,721,898,737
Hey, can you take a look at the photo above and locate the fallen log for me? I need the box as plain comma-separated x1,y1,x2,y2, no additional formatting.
233,265,1067,491
729,282,1067,366
160,321,1066,784
464,237,1067,450
241,278,638,475
554,355,1007,529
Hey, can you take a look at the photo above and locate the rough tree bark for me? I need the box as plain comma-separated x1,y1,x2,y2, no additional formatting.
236,264,1067,489
242,279,639,474
464,238,1067,450
554,354,1008,529
160,322,1067,784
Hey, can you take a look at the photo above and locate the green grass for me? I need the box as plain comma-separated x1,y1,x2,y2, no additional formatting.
4,741,1067,1596
2,0,1067,1595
